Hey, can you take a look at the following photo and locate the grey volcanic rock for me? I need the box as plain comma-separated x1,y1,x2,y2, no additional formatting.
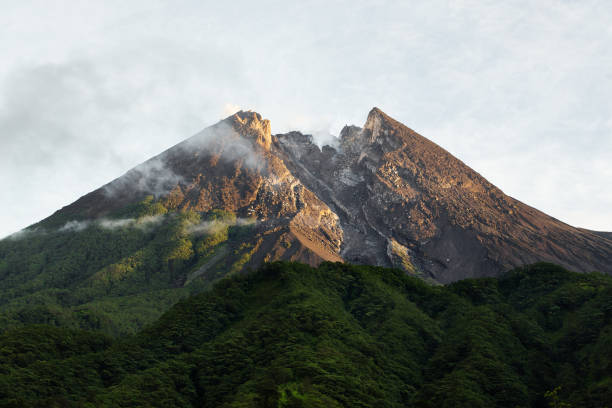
275,108,612,283
41,108,612,283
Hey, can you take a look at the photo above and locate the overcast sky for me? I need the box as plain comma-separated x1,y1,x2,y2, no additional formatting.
1,0,611,238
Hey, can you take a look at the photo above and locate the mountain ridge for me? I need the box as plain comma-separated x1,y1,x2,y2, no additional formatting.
275,107,612,282
29,107,612,283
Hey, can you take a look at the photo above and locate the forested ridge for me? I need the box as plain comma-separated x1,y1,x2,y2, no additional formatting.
0,196,257,336
0,262,611,407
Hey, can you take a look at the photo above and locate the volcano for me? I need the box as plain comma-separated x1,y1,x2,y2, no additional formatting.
36,108,612,283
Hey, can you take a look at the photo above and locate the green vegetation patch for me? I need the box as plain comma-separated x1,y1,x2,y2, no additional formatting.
0,198,258,336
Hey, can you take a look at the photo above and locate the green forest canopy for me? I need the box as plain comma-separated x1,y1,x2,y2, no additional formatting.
0,197,255,336
0,262,611,407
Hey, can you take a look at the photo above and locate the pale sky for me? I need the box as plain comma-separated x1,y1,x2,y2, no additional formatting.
1,0,611,238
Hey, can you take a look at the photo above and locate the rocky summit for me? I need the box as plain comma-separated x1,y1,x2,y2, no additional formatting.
39,108,612,283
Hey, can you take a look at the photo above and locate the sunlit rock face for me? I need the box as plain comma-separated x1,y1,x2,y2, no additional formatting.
42,108,612,283
276,108,612,283
44,110,344,270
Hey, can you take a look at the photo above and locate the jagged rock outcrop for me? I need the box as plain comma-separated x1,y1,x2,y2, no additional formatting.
40,108,612,283
44,111,343,269
276,108,612,282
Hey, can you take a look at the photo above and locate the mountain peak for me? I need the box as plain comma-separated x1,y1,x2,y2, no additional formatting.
365,106,387,122
276,108,612,282
363,107,387,142
339,107,399,152
226,110,272,150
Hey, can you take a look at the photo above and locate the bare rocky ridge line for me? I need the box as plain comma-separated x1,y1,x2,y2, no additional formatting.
39,108,612,283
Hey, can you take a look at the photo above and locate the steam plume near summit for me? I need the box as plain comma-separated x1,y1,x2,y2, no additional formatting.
103,158,186,199
100,118,269,203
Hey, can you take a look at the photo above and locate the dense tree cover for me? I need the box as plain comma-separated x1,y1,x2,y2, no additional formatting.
0,262,610,407
0,197,255,336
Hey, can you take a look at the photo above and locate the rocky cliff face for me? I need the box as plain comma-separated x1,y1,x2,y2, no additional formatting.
42,108,612,283
275,108,612,282
43,111,344,271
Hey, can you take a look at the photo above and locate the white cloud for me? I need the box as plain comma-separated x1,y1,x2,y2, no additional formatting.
59,220,91,232
223,103,242,116
98,215,164,230
103,157,185,198
186,217,256,236
44,215,165,236
97,218,134,229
